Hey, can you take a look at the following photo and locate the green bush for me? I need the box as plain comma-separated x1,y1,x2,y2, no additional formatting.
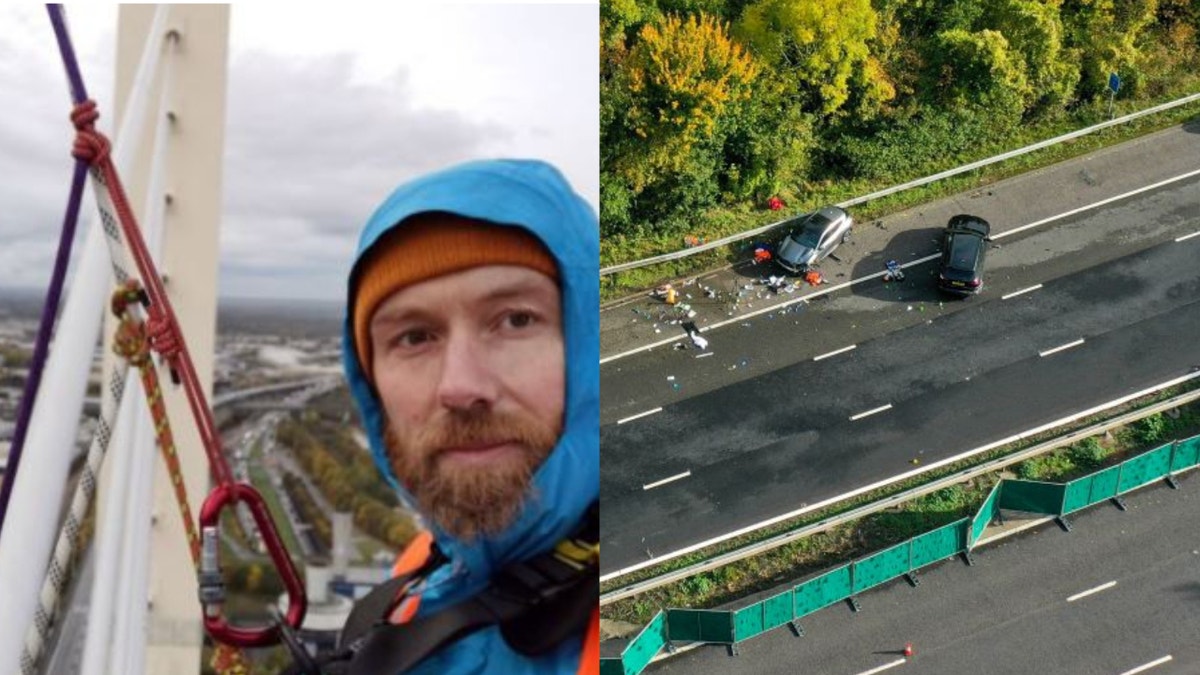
1136,414,1168,445
1068,437,1108,469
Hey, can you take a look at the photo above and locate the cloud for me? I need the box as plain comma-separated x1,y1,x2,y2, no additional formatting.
0,5,598,301
217,51,510,299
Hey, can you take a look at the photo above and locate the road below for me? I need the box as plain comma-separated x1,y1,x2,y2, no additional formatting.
650,469,1200,675
602,176,1200,575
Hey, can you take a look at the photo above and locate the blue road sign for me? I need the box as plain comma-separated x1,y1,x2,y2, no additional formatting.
1109,73,1121,93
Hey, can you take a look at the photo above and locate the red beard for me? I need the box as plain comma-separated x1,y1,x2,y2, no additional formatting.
385,408,560,541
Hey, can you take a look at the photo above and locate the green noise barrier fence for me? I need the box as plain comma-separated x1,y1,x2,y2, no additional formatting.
601,433,1200,675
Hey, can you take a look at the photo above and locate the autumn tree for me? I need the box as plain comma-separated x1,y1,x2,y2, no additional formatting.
602,12,759,233
983,0,1080,114
923,28,1030,127
1060,0,1158,99
624,13,759,183
737,0,893,116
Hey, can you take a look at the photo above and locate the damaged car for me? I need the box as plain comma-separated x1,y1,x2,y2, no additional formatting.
775,206,853,274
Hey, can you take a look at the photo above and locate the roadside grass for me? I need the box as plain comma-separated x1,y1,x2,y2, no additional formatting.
601,90,1200,304
245,440,303,559
602,391,1200,626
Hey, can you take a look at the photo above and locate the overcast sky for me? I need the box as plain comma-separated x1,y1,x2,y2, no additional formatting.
0,4,598,301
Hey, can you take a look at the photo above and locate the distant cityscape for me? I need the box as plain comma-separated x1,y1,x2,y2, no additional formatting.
0,287,404,667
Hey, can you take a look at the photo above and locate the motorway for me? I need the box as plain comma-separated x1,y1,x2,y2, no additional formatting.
600,152,1200,577
649,469,1200,675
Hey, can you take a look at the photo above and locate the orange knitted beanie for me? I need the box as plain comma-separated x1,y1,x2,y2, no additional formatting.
352,213,558,371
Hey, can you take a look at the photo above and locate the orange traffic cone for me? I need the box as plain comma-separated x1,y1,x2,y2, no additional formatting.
903,642,914,658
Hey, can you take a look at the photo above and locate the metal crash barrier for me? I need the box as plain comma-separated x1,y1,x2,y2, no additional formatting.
601,432,1200,674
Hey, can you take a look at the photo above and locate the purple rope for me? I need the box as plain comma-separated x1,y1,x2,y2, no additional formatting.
0,5,92,536
48,5,90,105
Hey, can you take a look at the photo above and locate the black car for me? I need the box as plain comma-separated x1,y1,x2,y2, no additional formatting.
937,215,991,295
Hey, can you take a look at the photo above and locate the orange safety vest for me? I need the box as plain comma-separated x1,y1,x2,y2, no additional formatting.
390,531,600,675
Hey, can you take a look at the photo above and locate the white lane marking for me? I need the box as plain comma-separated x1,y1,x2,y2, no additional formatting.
1176,231,1200,242
993,167,1200,240
850,404,893,421
1039,339,1085,357
617,407,662,425
601,370,1200,583
599,254,941,364
856,659,907,675
814,344,857,361
1119,655,1173,675
602,168,1200,366
695,352,713,359
643,470,691,491
1067,580,1117,602
1002,284,1043,300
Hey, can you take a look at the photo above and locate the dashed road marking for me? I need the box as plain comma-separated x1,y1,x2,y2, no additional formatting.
1175,231,1200,243
617,408,662,425
1002,284,1043,300
643,470,691,491
1067,580,1116,602
1039,339,1085,358
850,404,893,421
814,344,857,361
855,658,906,675
1119,655,1173,675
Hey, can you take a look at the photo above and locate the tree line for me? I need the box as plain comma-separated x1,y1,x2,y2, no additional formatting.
601,0,1200,258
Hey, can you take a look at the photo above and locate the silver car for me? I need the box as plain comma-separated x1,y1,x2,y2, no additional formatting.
775,206,853,273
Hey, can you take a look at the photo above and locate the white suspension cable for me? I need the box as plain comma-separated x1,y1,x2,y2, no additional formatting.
111,41,177,675
1,7,175,674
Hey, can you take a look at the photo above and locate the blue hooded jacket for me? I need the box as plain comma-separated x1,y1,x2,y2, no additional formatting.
340,159,599,673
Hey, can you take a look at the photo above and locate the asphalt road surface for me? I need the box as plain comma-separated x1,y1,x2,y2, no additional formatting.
650,470,1200,675
601,176,1200,575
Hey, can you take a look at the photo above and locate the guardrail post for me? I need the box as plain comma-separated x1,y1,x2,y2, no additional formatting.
1166,440,1181,489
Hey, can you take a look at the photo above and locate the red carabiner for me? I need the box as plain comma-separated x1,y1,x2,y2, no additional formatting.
198,483,307,647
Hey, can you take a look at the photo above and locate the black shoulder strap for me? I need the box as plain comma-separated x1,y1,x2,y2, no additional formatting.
337,542,449,651
344,501,599,675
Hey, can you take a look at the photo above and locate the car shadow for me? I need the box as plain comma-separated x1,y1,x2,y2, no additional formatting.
848,226,952,305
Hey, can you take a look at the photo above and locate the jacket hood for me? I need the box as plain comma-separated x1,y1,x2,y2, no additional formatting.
341,159,598,613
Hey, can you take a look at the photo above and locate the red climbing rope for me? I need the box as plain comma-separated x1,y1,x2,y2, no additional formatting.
71,99,305,646
111,282,249,673
111,282,201,562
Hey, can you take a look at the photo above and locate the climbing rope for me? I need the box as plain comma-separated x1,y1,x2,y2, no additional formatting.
111,281,201,561
48,6,306,647
0,12,93,541
110,281,250,674
14,6,306,665
18,356,133,675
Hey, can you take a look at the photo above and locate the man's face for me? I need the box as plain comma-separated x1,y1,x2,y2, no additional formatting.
369,264,565,540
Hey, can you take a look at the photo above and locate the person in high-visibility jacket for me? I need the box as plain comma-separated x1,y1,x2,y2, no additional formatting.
342,159,598,674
